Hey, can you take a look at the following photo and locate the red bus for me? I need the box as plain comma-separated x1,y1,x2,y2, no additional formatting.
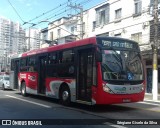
10,36,145,105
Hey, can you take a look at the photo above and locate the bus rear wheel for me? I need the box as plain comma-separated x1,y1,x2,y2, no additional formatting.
21,82,27,96
60,86,71,106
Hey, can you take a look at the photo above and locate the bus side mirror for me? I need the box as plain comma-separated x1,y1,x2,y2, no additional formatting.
96,51,102,62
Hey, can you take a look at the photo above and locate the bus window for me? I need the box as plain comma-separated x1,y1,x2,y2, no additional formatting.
28,56,37,71
48,53,57,64
20,58,28,72
60,50,74,63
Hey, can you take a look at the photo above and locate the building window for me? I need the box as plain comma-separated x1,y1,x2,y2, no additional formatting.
100,10,105,25
97,32,109,37
83,22,85,33
134,0,142,15
115,8,122,19
57,29,61,38
131,32,142,44
92,21,96,31
71,26,74,33
114,33,121,37
95,4,109,27
50,32,53,41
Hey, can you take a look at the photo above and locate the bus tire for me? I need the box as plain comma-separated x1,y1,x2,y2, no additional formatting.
21,82,27,96
59,86,71,106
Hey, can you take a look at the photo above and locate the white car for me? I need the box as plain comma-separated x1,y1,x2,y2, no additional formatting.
0,75,10,90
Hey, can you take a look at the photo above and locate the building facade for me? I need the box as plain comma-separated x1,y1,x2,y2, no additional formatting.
42,0,160,94
26,28,40,51
40,27,49,48
0,17,25,71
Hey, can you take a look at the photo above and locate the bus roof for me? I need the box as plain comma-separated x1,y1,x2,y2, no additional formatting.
22,37,96,57
21,36,139,57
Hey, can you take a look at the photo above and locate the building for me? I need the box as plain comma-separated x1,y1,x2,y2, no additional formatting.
26,28,40,51
42,0,160,94
47,17,78,45
40,27,49,48
0,17,25,71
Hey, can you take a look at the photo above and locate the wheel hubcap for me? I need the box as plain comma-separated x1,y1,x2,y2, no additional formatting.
62,91,69,101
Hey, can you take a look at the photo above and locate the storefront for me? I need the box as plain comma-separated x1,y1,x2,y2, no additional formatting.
142,50,160,94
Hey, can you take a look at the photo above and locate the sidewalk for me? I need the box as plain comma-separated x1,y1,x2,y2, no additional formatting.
144,93,160,102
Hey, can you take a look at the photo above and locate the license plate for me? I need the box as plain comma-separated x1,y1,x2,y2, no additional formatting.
123,99,131,102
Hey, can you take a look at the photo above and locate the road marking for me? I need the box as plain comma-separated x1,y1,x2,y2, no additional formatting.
5,95,52,108
139,101,160,106
144,99,160,103
104,122,128,128
110,125,128,128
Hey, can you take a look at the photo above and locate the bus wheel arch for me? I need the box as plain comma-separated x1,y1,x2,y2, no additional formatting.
21,81,27,96
59,83,71,106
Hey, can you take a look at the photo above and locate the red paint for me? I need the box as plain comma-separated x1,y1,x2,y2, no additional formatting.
19,72,38,90
45,77,74,92
17,36,146,105
22,37,96,57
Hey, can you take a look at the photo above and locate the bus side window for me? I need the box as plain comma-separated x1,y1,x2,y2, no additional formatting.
48,53,57,64
28,56,36,72
60,50,74,63
20,58,27,72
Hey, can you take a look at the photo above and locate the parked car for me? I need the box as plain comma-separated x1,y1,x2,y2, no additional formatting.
0,75,10,90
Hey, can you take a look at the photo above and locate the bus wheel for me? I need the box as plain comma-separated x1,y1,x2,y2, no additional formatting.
2,84,5,91
21,82,27,96
60,86,71,106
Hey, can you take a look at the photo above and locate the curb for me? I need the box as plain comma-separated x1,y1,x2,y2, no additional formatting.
144,99,160,103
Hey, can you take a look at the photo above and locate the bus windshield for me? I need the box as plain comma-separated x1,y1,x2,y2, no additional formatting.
102,50,143,81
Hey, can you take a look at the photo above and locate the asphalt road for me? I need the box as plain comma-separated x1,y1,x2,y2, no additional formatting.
0,90,160,128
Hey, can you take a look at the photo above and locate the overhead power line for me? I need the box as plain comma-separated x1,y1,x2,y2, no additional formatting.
24,0,84,28
7,0,25,23
24,1,69,25
26,0,90,28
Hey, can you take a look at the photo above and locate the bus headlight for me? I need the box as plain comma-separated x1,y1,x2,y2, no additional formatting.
141,84,145,92
103,83,113,94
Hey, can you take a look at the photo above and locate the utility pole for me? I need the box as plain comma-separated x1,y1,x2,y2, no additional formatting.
152,0,158,101
80,7,83,39
68,1,84,39
28,27,31,51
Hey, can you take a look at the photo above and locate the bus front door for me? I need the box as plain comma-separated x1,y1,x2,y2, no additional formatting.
77,49,93,102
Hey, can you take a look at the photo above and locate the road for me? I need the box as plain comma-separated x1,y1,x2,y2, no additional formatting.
0,90,160,128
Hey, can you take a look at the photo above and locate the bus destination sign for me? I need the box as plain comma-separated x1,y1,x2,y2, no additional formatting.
102,40,133,49
97,38,139,51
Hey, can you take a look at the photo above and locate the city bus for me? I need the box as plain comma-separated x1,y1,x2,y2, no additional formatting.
10,36,145,105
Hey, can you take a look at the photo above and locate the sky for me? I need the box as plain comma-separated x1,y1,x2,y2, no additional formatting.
0,0,105,29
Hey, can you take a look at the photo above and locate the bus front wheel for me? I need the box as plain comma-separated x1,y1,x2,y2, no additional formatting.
60,86,71,106
21,82,27,96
